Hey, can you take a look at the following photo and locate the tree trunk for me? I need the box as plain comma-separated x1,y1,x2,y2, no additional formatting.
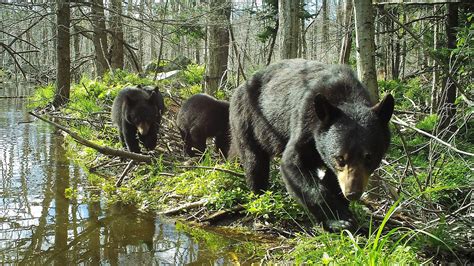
110,0,124,70
53,0,71,107
278,0,300,59
400,12,407,80
91,0,109,76
205,0,231,96
430,8,440,114
374,6,386,80
353,0,378,103
41,4,49,67
339,0,353,64
437,3,458,132
73,25,81,82
321,0,329,53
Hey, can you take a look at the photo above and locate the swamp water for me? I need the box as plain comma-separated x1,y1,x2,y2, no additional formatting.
0,85,261,265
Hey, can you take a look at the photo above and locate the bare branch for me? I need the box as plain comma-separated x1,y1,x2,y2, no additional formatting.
28,112,154,163
392,115,474,157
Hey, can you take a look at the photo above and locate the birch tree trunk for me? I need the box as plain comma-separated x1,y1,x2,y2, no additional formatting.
53,0,70,107
353,0,378,103
278,0,300,59
205,0,231,96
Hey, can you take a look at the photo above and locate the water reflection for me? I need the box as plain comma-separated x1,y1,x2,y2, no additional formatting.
0,87,258,264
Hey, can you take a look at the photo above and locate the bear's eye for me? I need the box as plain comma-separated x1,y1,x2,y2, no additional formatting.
335,156,346,167
364,153,372,163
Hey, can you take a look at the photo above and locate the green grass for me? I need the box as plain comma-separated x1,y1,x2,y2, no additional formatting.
286,199,446,265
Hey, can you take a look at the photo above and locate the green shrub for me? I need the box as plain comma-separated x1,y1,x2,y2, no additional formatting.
29,84,55,108
245,191,305,221
416,114,438,132
181,64,205,85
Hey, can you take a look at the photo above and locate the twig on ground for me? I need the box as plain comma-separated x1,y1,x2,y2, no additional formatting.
89,159,123,172
176,165,245,177
115,160,135,187
200,205,245,223
158,199,208,215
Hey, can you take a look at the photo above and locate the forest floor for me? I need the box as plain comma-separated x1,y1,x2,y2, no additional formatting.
28,66,473,264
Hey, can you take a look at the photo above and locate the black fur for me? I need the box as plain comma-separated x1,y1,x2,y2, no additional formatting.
112,86,165,153
229,59,394,231
177,93,230,158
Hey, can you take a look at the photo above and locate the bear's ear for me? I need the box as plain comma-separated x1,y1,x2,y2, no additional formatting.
148,86,159,97
372,94,394,124
314,94,340,124
124,95,136,106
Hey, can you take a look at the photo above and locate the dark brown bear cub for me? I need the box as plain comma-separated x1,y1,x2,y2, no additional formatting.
112,85,165,153
177,93,230,158
229,59,394,232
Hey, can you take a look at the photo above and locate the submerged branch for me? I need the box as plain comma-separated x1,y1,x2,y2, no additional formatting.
28,111,154,163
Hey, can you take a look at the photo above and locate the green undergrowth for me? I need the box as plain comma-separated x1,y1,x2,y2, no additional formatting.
28,69,473,263
286,202,414,265
130,151,306,223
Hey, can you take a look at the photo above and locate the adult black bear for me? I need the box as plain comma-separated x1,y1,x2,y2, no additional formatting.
177,93,230,158
112,85,165,153
229,59,394,231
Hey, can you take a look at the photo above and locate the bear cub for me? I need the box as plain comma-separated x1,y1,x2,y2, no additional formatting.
177,93,230,158
112,85,165,153
229,59,394,232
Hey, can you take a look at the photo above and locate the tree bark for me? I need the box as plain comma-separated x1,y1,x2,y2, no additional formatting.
278,0,300,59
91,0,109,76
110,0,124,70
437,3,458,132
392,17,400,80
205,0,231,96
430,14,440,114
53,0,71,107
321,0,329,51
138,0,144,66
353,0,378,103
339,0,353,64
73,25,81,82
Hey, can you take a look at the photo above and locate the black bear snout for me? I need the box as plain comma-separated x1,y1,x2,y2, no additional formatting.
137,122,150,135
345,191,362,201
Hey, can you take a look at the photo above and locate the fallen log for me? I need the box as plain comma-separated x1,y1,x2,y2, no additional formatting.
28,111,154,163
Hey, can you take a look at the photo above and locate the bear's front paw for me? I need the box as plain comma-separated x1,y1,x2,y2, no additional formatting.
322,218,357,232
